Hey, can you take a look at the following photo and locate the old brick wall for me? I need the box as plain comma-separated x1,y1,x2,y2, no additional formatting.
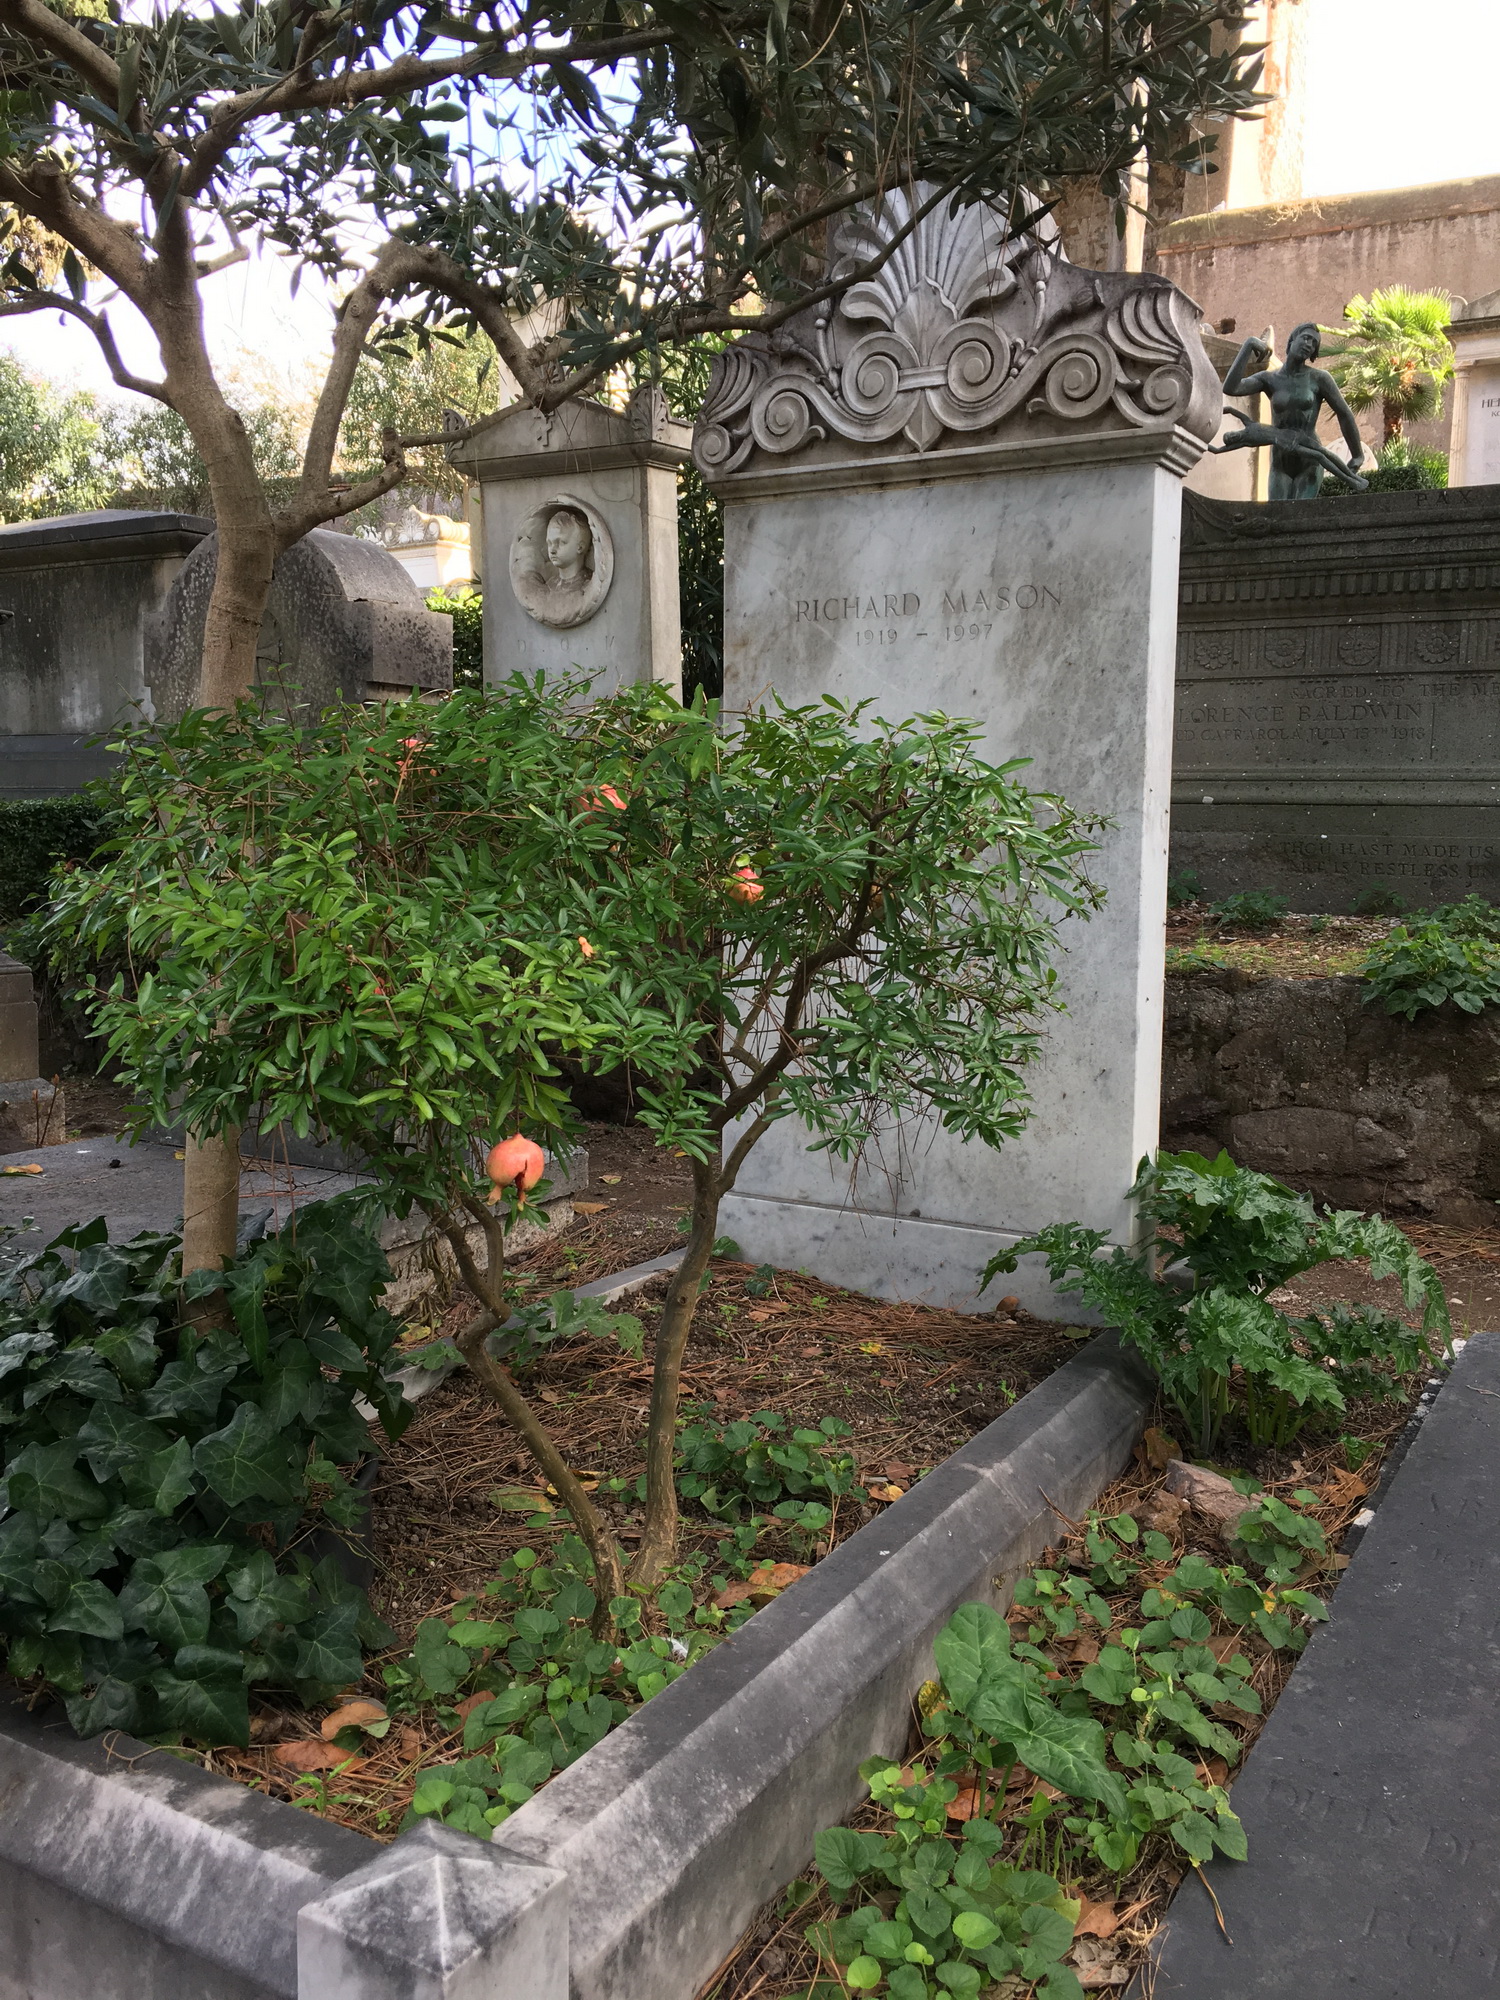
1162,969,1500,1221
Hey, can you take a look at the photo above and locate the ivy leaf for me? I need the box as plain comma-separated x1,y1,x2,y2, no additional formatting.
192,1402,299,1506
78,1403,172,1480
46,1577,125,1641
65,1676,148,1737
1,1441,108,1522
150,1665,250,1748
292,1601,363,1688
118,1545,230,1650
140,1355,237,1424
225,1551,311,1640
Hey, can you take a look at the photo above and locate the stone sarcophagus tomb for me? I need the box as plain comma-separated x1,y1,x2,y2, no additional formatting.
1171,485,1500,911
696,186,1220,1312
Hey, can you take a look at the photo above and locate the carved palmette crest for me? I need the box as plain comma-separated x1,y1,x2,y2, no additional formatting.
694,184,1219,478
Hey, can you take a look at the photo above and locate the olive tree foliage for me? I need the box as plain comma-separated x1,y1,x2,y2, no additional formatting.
47,679,1101,1601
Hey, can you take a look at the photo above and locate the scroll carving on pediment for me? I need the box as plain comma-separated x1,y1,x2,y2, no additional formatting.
693,185,1220,479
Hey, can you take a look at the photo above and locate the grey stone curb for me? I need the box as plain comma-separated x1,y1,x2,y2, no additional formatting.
0,1694,371,1999
0,1327,1151,2000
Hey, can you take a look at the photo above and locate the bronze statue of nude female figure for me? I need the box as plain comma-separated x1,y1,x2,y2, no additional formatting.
1210,322,1369,499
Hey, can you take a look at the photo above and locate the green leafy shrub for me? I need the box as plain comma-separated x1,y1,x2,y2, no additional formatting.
673,1405,865,1519
1427,892,1500,939
1210,888,1288,930
0,1202,409,1744
385,1536,721,1836
0,792,117,928
425,584,481,690
1348,882,1406,918
1166,868,1204,909
985,1149,1447,1453
1361,920,1500,1019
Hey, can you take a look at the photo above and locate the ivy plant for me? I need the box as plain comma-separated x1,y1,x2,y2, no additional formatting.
0,1202,407,1745
985,1149,1448,1453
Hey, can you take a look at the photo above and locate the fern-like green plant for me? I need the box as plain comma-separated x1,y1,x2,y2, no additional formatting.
983,1151,1448,1454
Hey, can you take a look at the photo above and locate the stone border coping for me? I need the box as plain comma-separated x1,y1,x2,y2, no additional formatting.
0,1691,371,1999
0,1326,1151,1999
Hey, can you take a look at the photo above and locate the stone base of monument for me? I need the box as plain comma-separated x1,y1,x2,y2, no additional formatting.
1139,1332,1500,1997
0,1333,1151,2000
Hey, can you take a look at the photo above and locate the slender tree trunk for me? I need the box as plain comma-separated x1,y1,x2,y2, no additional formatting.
181,1122,244,1280
630,1158,722,1589
457,1313,626,1628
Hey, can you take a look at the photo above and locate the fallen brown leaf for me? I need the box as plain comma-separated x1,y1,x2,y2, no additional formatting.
1318,1466,1368,1506
1069,1635,1100,1665
884,1461,916,1483
320,1699,387,1740
1139,1425,1180,1471
871,1483,906,1503
599,1173,622,1185
397,1727,424,1759
748,1305,789,1321
713,1562,810,1610
454,1692,492,1723
1074,1897,1119,1939
571,1201,611,1216
946,1784,985,1821
275,1739,364,1773
1195,1757,1229,1787
799,1345,822,1357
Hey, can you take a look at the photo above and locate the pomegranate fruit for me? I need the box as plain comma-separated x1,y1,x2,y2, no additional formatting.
727,862,764,904
485,1135,545,1202
578,784,627,814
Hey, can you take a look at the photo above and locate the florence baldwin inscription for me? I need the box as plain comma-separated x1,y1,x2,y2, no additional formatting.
793,580,1062,647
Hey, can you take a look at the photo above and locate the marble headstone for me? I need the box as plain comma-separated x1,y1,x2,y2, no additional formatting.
449,386,690,698
695,185,1220,1313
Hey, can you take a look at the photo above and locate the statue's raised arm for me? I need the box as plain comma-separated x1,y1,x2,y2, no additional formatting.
1222,334,1276,402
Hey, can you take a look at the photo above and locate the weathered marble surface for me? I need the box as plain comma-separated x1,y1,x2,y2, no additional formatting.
451,385,688,699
